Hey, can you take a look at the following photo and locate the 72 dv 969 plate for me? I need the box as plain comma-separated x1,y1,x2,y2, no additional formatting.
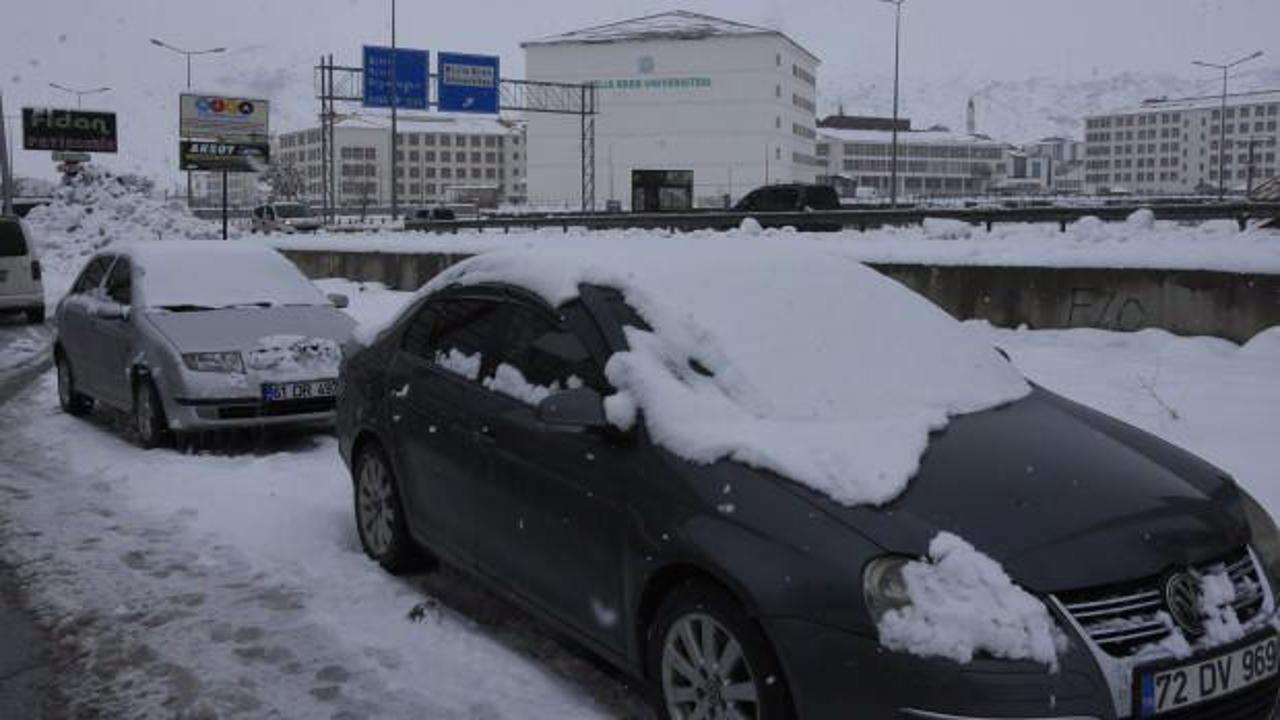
1137,633,1279,716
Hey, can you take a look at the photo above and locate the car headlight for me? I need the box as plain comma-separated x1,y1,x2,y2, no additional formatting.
182,351,245,374
863,556,912,621
1241,491,1280,597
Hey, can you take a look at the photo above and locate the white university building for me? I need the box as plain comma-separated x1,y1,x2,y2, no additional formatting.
1084,90,1280,195
522,10,822,210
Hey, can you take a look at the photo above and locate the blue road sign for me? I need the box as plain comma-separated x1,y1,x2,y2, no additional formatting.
437,52,500,114
363,46,429,110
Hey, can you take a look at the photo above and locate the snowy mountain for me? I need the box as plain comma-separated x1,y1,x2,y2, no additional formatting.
822,64,1280,144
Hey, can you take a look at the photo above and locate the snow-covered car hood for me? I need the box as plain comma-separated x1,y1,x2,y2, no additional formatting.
815,387,1248,594
144,305,355,354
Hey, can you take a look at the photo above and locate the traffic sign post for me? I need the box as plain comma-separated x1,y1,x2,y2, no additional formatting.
437,53,499,113
362,46,428,109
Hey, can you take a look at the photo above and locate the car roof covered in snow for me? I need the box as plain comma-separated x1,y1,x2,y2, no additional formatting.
423,237,1028,507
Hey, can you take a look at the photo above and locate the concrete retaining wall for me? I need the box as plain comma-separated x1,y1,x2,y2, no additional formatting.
282,249,1280,343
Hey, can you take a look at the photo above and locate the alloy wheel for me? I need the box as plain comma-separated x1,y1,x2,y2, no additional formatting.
662,612,760,720
357,454,396,557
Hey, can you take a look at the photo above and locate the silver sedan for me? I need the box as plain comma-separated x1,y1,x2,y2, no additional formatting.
54,241,355,447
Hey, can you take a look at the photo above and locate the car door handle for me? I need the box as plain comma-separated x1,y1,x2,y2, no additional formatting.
472,425,497,445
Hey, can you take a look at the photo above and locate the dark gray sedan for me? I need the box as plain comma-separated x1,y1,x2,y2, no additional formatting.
55,241,354,446
337,245,1280,720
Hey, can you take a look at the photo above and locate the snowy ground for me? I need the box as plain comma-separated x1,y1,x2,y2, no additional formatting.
0,277,1276,718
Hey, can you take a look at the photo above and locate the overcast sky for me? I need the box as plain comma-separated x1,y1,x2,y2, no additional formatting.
2,0,1276,181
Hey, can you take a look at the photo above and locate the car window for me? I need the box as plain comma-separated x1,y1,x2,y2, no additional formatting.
104,257,132,305
0,221,28,257
405,298,506,380
70,256,114,295
493,304,605,393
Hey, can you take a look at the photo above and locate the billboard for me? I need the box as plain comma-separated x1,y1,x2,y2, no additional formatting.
22,108,117,152
180,94,269,141
363,46,429,109
437,52,500,113
179,140,269,173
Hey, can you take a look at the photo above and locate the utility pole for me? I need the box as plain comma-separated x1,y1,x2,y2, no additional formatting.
0,93,13,216
389,0,399,220
882,0,906,207
1193,50,1263,201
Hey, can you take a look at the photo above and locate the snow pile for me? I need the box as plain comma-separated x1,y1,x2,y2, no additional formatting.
428,237,1029,506
1199,568,1246,646
23,168,236,296
877,532,1068,670
245,335,342,376
1240,326,1280,360
922,217,973,240
435,348,481,380
485,364,582,406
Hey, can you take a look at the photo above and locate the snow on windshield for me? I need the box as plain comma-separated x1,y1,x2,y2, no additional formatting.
427,237,1030,506
126,241,327,309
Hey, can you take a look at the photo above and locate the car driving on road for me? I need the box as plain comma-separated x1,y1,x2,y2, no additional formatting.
337,240,1280,720
54,241,354,447
0,216,45,324
250,202,322,234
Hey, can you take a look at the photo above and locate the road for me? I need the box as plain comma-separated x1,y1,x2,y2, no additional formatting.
0,313,58,719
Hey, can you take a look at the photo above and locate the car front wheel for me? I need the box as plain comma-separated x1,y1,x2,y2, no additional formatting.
133,377,169,448
648,581,794,720
354,442,419,573
56,353,92,416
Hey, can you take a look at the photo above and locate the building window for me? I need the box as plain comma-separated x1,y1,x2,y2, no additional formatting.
408,134,419,146
425,167,436,178
425,151,436,162
471,152,482,163
441,151,451,162
409,151,419,162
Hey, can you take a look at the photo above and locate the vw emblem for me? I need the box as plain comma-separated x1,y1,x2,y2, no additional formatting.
1163,571,1205,637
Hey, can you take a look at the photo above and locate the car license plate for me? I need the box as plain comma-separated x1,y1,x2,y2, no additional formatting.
1137,633,1280,716
261,379,338,402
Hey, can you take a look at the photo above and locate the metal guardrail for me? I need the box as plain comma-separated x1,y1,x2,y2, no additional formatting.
403,202,1280,234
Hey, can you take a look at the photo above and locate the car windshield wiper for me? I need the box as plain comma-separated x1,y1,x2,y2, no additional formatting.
222,301,275,309
156,304,217,313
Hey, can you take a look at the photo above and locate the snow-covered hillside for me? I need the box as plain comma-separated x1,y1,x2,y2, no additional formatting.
823,64,1280,143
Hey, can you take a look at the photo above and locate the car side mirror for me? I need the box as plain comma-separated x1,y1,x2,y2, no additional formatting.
537,387,608,429
327,293,350,309
93,301,128,320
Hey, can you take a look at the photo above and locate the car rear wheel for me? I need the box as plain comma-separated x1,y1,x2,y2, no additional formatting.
648,581,794,720
133,377,169,448
56,353,92,416
354,442,420,573
25,305,45,324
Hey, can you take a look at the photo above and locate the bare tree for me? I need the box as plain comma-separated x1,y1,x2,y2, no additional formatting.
262,159,306,202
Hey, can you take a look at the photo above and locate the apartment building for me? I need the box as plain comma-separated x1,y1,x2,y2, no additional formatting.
815,115,1006,198
1083,90,1280,195
274,115,527,208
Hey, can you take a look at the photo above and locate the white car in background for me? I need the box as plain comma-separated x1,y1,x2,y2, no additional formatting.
250,202,322,234
0,216,45,324
53,241,354,447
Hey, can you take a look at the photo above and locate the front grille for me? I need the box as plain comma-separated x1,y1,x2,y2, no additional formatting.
1057,548,1267,658
1144,675,1280,720
216,397,336,420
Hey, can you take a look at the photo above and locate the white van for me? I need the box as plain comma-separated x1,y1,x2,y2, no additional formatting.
0,217,44,324
250,202,322,234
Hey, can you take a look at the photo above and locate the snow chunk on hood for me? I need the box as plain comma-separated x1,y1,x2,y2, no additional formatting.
425,237,1029,506
877,532,1067,670
246,335,342,377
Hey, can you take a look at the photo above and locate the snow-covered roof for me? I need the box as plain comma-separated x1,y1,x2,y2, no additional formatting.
523,10,819,62
280,113,523,138
818,127,1006,146
1095,89,1280,118
422,237,1029,506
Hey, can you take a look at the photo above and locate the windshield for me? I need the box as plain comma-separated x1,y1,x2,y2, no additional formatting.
273,204,312,219
129,242,327,310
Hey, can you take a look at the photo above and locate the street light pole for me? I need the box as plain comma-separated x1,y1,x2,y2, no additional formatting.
390,0,399,220
1193,50,1263,201
150,39,227,209
48,83,111,109
882,0,905,207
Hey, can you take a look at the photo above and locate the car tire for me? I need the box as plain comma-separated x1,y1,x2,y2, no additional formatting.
55,352,92,416
353,442,421,574
25,305,45,324
133,376,170,449
646,580,795,720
